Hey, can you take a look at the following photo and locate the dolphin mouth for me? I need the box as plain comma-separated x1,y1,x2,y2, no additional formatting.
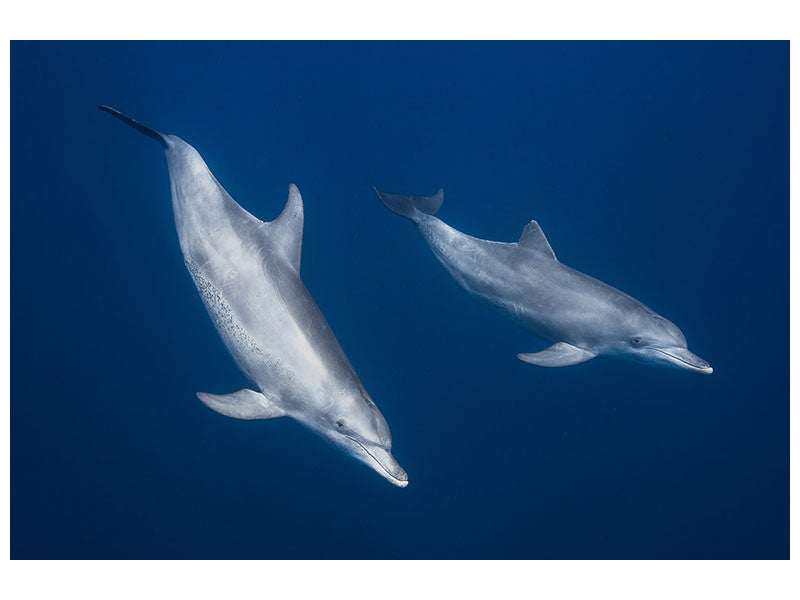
347,436,409,488
651,347,713,374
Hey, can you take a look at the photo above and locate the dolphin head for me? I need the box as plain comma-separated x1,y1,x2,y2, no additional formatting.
615,313,713,375
308,390,409,487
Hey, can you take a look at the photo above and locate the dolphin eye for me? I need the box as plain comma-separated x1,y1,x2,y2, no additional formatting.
336,420,344,428
631,337,642,346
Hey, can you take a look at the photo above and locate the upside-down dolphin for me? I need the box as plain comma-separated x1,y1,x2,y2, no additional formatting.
375,186,711,374
100,106,408,486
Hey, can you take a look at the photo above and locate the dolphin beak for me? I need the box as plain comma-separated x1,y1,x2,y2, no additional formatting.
349,437,409,487
653,347,713,374
368,446,409,488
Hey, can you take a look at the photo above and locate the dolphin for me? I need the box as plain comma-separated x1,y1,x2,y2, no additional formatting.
100,106,408,487
375,186,712,374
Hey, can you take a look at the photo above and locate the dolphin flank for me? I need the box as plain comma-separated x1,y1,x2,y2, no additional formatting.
375,185,712,375
100,106,408,486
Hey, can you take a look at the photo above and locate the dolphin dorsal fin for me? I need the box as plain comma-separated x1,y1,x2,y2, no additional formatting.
518,220,556,260
265,184,304,271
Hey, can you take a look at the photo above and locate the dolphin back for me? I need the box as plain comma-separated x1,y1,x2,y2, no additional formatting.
374,185,444,223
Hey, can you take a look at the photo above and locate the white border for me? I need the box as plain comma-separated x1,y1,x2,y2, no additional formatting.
3,1,797,599
0,1,796,40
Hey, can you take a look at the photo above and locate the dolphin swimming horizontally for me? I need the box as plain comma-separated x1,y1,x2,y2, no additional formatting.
375,186,712,374
100,106,408,487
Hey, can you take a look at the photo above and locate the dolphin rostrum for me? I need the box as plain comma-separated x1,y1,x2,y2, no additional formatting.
100,106,408,486
375,186,712,374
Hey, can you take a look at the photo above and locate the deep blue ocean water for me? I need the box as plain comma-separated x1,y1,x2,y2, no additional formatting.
11,41,788,559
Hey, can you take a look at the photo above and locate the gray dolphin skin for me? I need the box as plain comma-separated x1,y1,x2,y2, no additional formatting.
375,186,712,374
100,106,408,487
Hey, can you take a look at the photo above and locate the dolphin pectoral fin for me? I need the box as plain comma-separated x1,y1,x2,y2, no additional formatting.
517,220,556,260
517,343,596,367
197,389,286,420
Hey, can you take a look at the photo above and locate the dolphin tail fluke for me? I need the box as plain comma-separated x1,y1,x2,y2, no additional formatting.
373,184,444,223
98,105,169,148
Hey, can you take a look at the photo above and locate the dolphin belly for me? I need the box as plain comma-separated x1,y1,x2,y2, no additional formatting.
417,216,602,344
182,231,357,414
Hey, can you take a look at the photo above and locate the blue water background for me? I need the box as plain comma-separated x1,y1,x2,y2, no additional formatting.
11,41,788,558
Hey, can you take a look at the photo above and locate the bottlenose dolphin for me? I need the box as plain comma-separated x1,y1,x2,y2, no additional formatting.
375,186,712,374
100,106,408,486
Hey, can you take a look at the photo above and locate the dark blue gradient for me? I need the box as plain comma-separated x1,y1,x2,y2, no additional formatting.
11,41,788,558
